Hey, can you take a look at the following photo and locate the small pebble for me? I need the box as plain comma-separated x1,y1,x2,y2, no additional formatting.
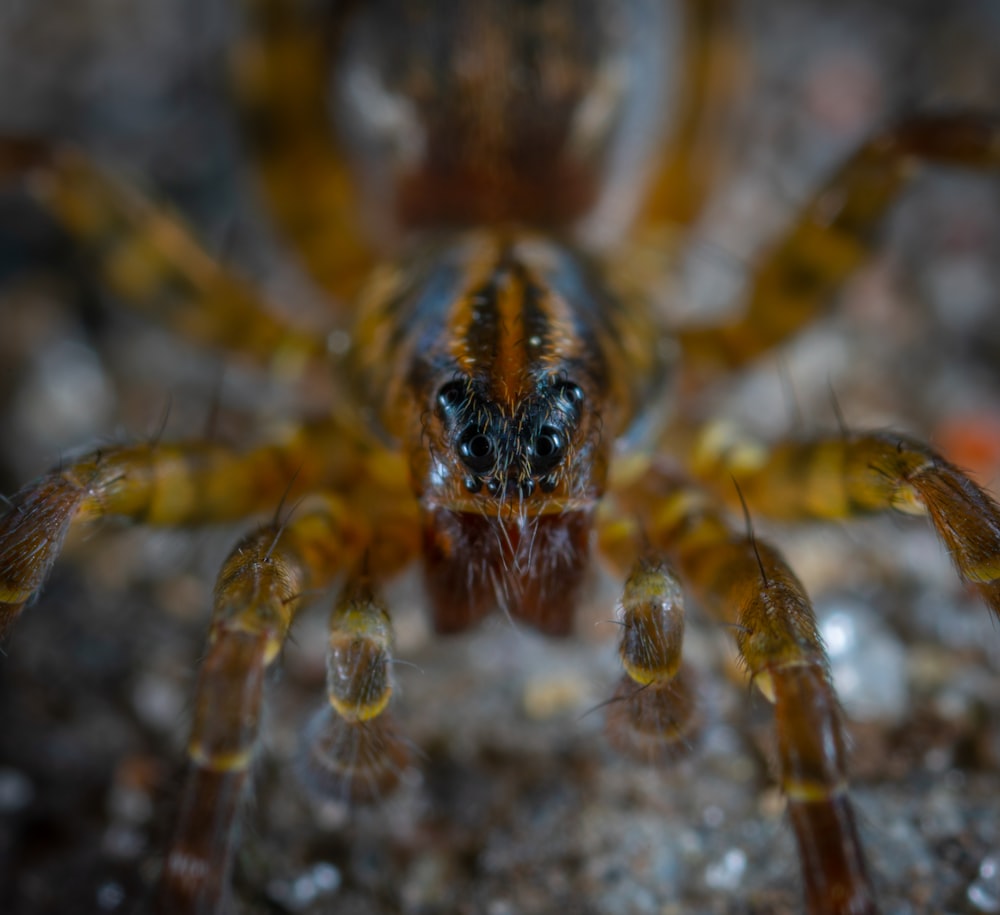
702,805,724,828
268,862,342,911
969,854,1000,913
705,848,747,891
820,599,908,722
0,767,34,812
96,881,126,912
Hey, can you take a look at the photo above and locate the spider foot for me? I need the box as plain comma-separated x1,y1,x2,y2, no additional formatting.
298,709,411,804
297,576,410,803
605,667,699,763
0,473,88,635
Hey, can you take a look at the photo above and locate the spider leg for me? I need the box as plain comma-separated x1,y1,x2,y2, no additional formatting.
632,0,742,230
677,112,1000,373
155,494,378,914
693,428,1000,618
0,419,412,636
233,0,377,304
298,574,410,805
605,469,878,915
0,139,329,380
603,555,699,763
594,0,743,301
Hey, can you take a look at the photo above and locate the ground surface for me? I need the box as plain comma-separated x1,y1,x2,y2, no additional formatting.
1,2,1000,914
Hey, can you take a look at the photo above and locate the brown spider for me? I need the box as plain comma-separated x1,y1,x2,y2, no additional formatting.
1,1,1000,913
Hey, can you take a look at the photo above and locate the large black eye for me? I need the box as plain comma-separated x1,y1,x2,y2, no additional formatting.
458,426,495,473
436,381,466,416
530,424,565,474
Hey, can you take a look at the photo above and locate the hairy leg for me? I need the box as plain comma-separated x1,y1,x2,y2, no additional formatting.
0,139,330,380
0,418,412,635
156,494,377,914
298,574,410,805
604,468,878,915
233,0,376,305
603,556,700,763
631,0,743,231
691,426,1000,618
678,113,1000,373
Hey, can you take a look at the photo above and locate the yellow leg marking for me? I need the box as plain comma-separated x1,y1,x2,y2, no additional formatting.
695,429,1000,619
186,745,255,774
784,779,849,805
325,578,394,723
24,149,328,377
680,113,1000,373
162,495,370,913
609,468,876,911
233,0,376,304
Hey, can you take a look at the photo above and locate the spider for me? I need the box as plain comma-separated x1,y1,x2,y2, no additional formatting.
1,1,1000,913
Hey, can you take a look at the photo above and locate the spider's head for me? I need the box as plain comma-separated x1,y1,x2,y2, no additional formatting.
408,334,607,633
420,369,601,517
361,231,619,518
351,229,674,515
413,359,607,635
350,230,671,632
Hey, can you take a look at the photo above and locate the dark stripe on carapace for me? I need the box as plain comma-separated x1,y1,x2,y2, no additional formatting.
447,246,591,407
423,235,609,399
353,229,675,489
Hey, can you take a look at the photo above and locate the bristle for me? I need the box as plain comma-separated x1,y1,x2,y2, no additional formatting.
298,708,411,805
604,668,699,764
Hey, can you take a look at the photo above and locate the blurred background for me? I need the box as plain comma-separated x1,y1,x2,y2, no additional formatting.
0,1,999,912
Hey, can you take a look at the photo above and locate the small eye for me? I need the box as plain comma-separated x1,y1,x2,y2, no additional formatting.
556,382,584,419
559,382,584,405
458,426,495,473
436,381,466,414
530,424,565,473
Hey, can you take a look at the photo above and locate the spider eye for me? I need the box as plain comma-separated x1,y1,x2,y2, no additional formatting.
458,426,495,473
436,381,466,414
558,382,584,405
530,424,565,474
555,381,584,420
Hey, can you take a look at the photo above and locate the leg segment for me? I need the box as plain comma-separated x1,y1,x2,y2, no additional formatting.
233,0,376,304
157,494,367,914
605,470,877,915
0,139,329,379
0,419,411,635
631,0,742,230
298,575,410,804
605,557,699,763
693,428,1000,618
678,113,1000,372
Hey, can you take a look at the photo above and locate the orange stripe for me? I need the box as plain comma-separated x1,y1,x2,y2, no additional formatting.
492,264,529,406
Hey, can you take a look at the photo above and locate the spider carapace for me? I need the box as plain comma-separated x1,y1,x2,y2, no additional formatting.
1,1,1000,913
354,230,669,635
